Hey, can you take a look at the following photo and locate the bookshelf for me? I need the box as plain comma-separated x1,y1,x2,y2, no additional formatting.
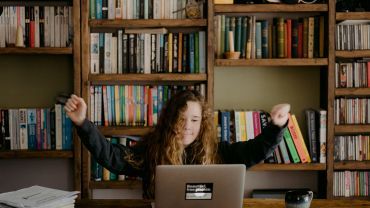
327,0,370,199
0,0,81,193
212,0,329,198
80,0,213,198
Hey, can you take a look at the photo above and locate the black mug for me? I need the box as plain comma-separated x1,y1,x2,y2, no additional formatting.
285,189,313,208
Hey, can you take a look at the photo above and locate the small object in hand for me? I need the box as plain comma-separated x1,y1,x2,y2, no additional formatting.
285,189,313,208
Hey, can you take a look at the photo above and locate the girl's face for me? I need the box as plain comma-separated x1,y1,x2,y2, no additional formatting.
182,101,202,147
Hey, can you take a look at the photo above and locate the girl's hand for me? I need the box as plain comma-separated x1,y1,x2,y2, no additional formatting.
64,94,87,126
270,103,290,127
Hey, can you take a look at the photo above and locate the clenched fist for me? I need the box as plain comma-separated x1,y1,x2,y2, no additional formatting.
64,94,87,126
270,103,290,127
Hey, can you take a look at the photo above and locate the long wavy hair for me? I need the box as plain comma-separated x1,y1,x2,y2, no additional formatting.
126,90,219,198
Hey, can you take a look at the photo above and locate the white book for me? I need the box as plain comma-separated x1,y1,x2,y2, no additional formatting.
0,8,5,47
144,0,148,19
18,109,28,150
161,0,165,19
55,104,63,150
153,0,159,19
319,110,327,163
68,6,73,46
0,185,79,208
126,0,132,19
108,0,116,19
10,6,17,45
115,0,122,19
118,30,123,73
172,0,176,19
104,33,112,74
44,7,50,47
199,31,206,73
122,0,127,19
54,6,60,47
181,0,186,19
49,6,55,47
111,35,118,74
5,7,9,45
246,111,254,140
90,33,100,74
34,6,40,47
144,33,151,74
20,6,25,46
63,6,69,47
59,7,65,47
6,109,14,150
165,0,170,19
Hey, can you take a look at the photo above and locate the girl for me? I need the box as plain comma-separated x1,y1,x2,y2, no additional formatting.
65,90,290,199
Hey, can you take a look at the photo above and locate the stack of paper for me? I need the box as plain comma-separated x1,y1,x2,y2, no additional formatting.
0,186,79,208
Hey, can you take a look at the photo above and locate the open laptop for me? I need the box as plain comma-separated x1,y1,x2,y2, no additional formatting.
155,164,246,208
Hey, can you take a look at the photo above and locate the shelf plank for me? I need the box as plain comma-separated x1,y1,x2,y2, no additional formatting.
336,12,370,20
333,196,370,200
215,58,328,67
0,150,74,159
335,125,370,134
98,126,152,136
248,163,326,171
214,4,328,13
0,47,73,54
335,50,370,58
335,88,370,96
89,19,207,28
334,161,370,170
89,180,142,189
89,74,207,84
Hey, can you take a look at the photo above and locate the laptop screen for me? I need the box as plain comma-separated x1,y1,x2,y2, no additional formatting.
155,164,246,208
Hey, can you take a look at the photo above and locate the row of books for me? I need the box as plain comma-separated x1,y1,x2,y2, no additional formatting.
89,84,206,127
214,110,327,163
0,6,73,48
90,30,206,74
334,135,370,161
336,20,370,51
333,171,369,197
89,0,204,20
335,60,370,88
91,137,140,181
334,98,370,125
0,105,73,151
214,15,325,59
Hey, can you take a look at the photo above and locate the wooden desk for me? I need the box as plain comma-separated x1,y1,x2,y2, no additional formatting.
76,198,370,208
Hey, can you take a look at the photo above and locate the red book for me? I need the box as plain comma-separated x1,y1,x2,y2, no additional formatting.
286,19,292,58
298,21,303,58
30,6,35,48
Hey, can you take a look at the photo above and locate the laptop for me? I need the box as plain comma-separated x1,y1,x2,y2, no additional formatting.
155,164,246,208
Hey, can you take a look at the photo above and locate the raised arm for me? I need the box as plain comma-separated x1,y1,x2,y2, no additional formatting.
64,95,142,177
218,104,290,167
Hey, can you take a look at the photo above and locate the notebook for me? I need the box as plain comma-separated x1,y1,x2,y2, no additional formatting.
155,164,246,208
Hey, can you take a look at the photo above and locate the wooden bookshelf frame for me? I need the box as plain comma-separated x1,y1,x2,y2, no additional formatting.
214,4,328,13
80,0,214,199
0,150,74,158
0,47,73,54
249,163,326,171
89,19,207,28
0,0,81,194
215,58,328,67
329,1,370,199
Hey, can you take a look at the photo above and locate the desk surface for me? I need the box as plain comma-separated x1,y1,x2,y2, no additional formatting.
76,198,370,208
